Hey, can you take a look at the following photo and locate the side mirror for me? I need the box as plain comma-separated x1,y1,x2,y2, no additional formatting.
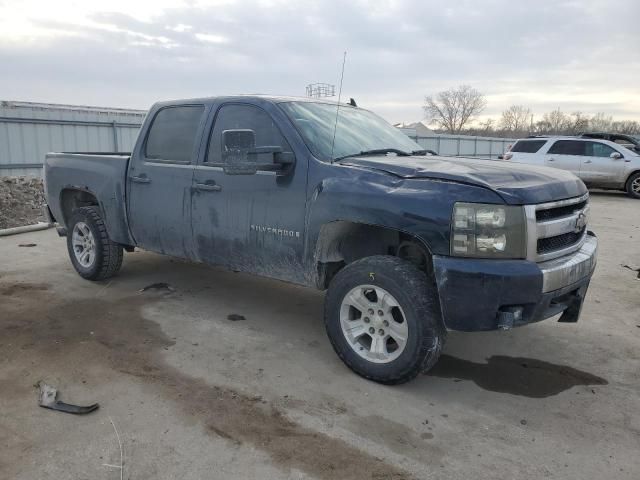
222,129,258,175
248,146,295,173
221,129,295,175
610,152,623,160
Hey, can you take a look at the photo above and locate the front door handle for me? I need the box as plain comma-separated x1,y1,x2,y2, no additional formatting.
130,175,151,184
584,160,592,164
548,158,555,162
194,182,222,192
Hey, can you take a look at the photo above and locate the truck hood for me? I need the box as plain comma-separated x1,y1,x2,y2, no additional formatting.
341,155,587,204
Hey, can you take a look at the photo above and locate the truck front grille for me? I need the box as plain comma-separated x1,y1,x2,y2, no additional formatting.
525,193,590,262
535,200,587,221
537,227,586,254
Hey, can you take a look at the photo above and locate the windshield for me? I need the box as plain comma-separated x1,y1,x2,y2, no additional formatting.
279,101,421,161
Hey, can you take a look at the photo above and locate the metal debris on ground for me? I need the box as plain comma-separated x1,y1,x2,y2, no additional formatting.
139,282,176,293
622,264,640,279
18,243,37,247
37,381,99,415
227,314,246,321
103,416,125,480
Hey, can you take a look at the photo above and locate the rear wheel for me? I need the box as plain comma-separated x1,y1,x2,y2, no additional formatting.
324,255,445,385
66,206,123,280
626,172,640,199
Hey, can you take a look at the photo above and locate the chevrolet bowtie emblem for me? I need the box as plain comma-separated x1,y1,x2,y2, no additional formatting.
574,212,587,233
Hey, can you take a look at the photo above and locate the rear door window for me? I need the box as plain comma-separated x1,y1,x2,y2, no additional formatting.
547,140,585,156
145,105,205,162
511,140,546,153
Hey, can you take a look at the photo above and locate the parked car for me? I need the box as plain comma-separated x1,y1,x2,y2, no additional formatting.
579,132,640,154
43,96,597,384
503,136,640,198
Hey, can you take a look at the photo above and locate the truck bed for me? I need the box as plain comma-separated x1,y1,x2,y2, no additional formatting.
44,152,133,245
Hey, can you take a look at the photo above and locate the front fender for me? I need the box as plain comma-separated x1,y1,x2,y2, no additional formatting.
303,162,505,275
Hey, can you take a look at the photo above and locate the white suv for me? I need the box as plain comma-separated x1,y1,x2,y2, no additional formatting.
503,136,640,199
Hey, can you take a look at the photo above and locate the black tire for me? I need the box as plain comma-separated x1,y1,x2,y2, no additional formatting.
625,172,640,199
66,206,123,280
324,255,446,385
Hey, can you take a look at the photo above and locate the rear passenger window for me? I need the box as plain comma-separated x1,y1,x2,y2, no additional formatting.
547,140,585,156
145,106,205,162
510,140,546,153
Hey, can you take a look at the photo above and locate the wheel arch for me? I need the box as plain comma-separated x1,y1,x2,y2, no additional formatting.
313,220,434,289
625,169,640,189
59,187,101,228
57,187,134,247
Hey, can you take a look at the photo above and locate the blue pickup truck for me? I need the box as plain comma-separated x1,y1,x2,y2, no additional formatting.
43,95,598,384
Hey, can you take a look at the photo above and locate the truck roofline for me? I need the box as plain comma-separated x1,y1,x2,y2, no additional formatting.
151,94,358,109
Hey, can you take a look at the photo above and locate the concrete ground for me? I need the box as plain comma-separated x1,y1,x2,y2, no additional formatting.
1,191,639,480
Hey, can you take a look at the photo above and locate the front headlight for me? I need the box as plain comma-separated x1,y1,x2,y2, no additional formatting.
451,203,526,258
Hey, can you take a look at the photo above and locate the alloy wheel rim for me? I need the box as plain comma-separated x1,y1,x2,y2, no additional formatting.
339,285,409,364
632,177,640,194
72,222,96,268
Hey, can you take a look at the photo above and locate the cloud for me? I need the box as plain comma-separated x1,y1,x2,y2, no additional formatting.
0,0,638,123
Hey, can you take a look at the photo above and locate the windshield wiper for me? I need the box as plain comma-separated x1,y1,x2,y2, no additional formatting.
334,148,411,162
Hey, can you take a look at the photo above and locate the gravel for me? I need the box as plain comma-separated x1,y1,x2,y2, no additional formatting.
0,176,46,230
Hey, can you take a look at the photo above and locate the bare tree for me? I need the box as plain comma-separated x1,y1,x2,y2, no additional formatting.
539,108,569,134
611,120,640,134
423,85,487,133
479,118,496,134
567,111,589,134
589,112,613,131
500,105,532,133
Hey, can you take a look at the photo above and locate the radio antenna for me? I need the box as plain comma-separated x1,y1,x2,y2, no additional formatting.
330,51,347,163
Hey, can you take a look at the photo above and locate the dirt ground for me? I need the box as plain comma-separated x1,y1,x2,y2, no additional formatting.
0,191,638,480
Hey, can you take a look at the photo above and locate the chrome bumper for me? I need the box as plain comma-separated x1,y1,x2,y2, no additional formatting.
539,233,597,293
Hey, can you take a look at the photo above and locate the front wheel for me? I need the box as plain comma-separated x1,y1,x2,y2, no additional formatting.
324,255,445,385
626,172,640,199
66,206,123,280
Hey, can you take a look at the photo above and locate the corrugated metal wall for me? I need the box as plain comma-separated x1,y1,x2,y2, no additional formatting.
398,128,516,159
0,100,146,177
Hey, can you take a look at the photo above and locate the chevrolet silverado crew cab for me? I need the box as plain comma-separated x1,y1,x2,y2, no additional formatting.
43,96,598,384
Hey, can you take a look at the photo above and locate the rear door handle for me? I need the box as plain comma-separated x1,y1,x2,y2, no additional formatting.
130,175,151,184
548,158,555,162
194,182,222,192
584,160,592,164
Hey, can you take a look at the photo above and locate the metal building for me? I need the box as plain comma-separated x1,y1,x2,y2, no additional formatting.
0,100,146,177
398,127,515,159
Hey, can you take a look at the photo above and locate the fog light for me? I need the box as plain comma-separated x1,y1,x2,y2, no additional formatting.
497,306,523,330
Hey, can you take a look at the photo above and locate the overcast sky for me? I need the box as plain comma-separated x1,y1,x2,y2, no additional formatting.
0,0,638,124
